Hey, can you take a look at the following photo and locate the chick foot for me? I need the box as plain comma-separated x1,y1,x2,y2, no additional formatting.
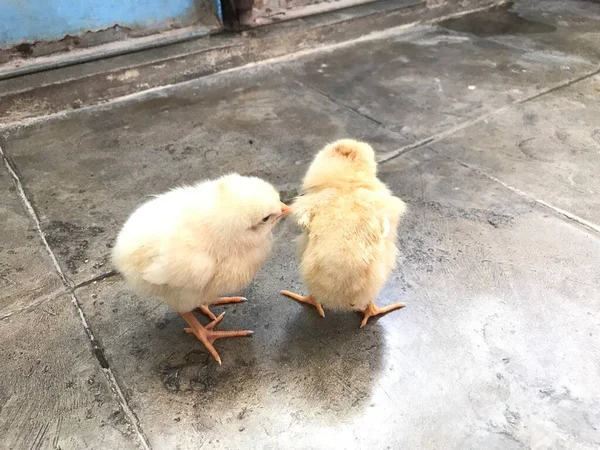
196,296,247,321
281,291,325,317
180,311,253,365
359,301,405,328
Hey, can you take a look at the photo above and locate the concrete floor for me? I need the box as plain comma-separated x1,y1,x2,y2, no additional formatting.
1,1,600,449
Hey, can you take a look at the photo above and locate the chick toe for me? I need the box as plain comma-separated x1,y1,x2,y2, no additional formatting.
281,291,325,317
180,312,253,365
198,305,218,321
212,296,247,305
196,297,247,321
359,301,405,328
205,312,226,329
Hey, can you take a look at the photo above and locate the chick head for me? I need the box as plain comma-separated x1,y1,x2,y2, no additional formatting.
302,139,377,190
215,174,291,243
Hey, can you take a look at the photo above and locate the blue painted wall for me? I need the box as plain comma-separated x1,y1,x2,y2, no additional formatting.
0,0,218,47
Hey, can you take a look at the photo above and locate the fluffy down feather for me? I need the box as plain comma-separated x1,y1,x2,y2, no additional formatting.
113,173,286,313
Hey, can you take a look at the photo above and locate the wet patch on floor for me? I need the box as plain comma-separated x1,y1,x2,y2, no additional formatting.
440,4,556,37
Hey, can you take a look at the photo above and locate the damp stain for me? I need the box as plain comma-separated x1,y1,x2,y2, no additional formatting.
440,4,556,38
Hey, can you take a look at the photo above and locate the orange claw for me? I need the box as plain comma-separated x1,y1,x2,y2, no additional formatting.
180,312,253,365
196,296,247,321
281,291,325,318
358,301,405,328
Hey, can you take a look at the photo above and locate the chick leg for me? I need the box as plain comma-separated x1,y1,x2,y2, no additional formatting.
358,301,406,328
180,312,253,365
196,296,247,321
281,291,325,318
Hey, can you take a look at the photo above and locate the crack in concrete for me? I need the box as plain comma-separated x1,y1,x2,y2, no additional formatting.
0,144,152,450
434,149,600,236
279,58,599,173
283,72,439,164
521,67,600,104
362,64,600,236
0,289,68,322
287,76,386,127
74,269,120,290
377,64,600,164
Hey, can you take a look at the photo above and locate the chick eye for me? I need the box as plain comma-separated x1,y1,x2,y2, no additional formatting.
262,215,272,223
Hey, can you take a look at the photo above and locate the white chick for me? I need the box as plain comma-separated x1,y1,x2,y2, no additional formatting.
282,139,407,327
113,173,291,364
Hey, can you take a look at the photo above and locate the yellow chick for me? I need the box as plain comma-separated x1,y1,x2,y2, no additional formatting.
113,174,291,364
282,139,407,327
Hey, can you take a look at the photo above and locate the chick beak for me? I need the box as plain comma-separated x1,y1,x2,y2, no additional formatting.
280,202,292,218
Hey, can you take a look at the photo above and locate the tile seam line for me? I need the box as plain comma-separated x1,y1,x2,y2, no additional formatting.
0,289,68,322
0,1,509,133
285,74,386,127
1,270,119,323
437,149,600,236
285,72,441,163
0,144,152,450
377,64,600,164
